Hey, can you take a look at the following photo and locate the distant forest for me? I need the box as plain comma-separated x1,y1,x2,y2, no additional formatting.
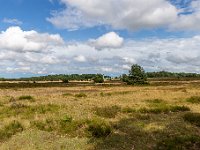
146,71,200,78
1,71,200,81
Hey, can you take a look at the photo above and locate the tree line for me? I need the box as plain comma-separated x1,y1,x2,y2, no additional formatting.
1,64,200,84
146,71,200,78
0,74,105,83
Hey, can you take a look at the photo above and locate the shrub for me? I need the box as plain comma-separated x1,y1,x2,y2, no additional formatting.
18,95,35,102
183,113,200,127
87,119,112,138
146,99,164,104
122,107,136,113
58,119,83,134
75,93,87,98
93,74,104,83
186,96,200,104
95,106,121,118
170,106,190,112
100,92,104,97
100,92,112,97
139,105,190,114
156,135,200,150
0,121,23,141
139,107,165,114
61,115,72,123
62,79,69,83
62,93,73,97
121,74,129,83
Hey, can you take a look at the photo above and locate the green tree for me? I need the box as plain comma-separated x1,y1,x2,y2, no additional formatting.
122,64,148,85
121,74,128,82
61,77,69,83
93,74,104,83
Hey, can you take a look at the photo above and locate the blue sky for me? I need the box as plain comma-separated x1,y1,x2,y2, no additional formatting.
0,0,200,77
0,0,197,40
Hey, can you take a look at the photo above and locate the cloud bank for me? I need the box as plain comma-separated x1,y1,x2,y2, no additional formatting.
1,26,200,77
47,0,200,31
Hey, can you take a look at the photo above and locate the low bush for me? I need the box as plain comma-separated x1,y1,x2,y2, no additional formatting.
62,79,69,83
122,107,136,113
170,105,190,112
0,120,23,141
93,74,104,83
183,113,200,127
100,92,112,97
87,119,112,138
146,99,165,104
59,119,84,135
156,135,200,150
18,95,35,102
75,93,87,98
186,96,200,104
139,105,190,114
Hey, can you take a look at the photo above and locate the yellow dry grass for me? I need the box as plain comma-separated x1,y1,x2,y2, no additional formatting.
0,83,200,149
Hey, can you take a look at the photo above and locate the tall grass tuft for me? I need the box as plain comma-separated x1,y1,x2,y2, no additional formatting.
183,113,200,127
31,116,85,136
0,120,23,141
87,119,112,138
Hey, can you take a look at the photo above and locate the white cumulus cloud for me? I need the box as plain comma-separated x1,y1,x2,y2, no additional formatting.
0,26,64,52
89,32,124,50
47,0,178,30
47,0,200,31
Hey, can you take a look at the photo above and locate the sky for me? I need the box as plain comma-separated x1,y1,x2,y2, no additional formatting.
0,0,200,78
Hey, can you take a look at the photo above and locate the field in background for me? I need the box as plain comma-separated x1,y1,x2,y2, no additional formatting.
0,80,200,149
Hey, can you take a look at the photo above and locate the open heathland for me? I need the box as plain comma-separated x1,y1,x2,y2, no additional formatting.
0,80,200,149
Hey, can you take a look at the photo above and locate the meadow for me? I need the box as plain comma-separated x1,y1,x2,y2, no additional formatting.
0,80,200,150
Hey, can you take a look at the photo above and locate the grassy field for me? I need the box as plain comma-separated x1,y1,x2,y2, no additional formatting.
0,81,200,150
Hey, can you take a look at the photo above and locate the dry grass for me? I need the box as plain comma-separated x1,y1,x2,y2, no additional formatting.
0,82,200,149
